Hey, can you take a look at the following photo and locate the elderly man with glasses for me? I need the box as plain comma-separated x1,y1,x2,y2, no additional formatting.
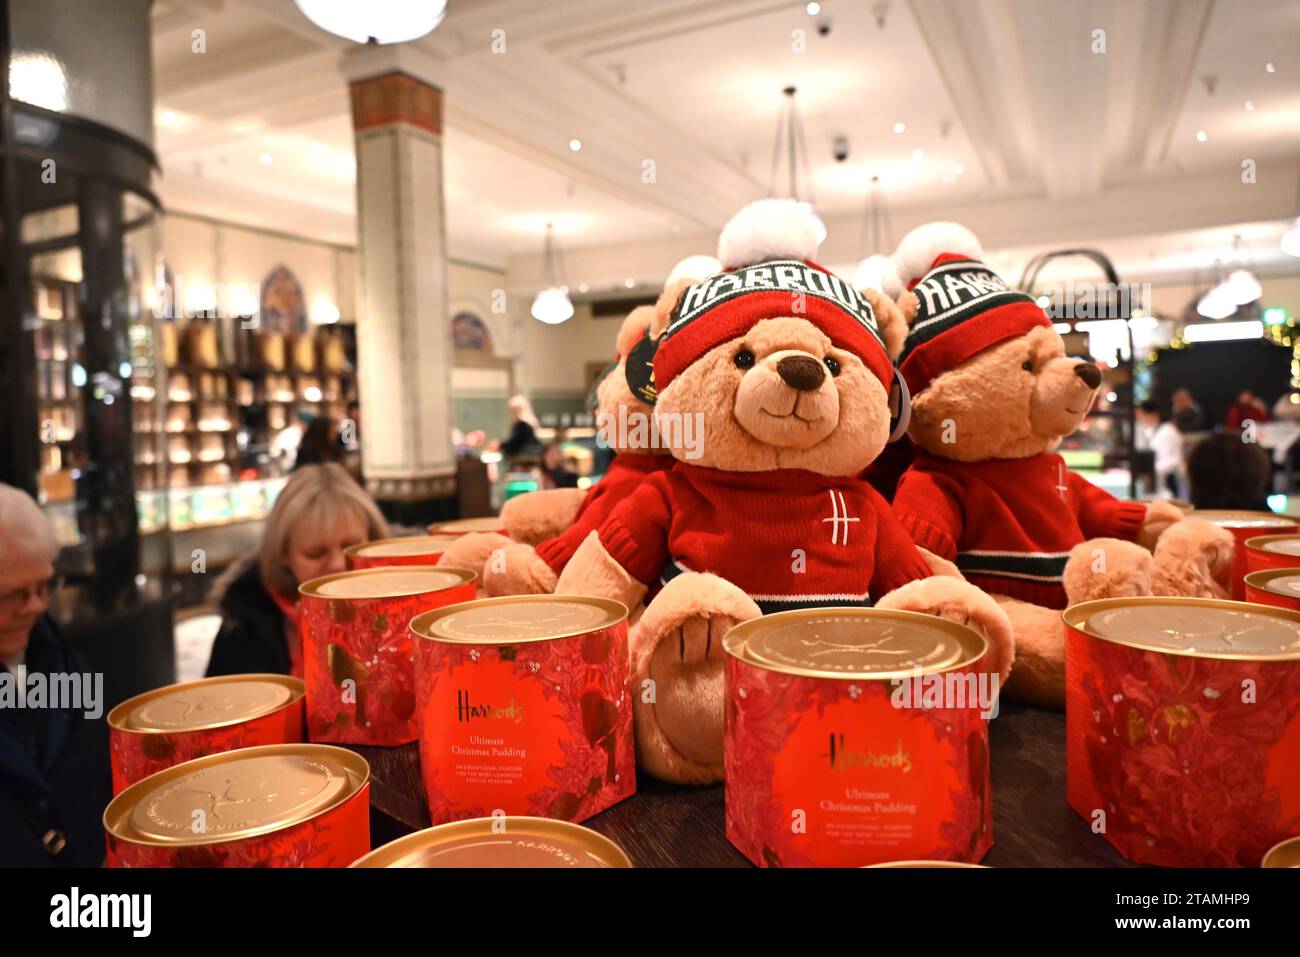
0,483,110,867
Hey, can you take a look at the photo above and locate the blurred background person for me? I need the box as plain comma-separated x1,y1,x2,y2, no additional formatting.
541,441,579,489
1187,433,1272,511
1171,387,1206,433
1223,388,1270,431
206,463,388,677
493,393,541,462
1135,399,1185,500
292,414,345,471
0,484,110,868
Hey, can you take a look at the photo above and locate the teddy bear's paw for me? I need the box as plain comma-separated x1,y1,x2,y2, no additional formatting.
996,597,1067,711
1136,500,1185,550
499,488,587,545
1063,538,1152,604
876,577,1014,687
435,532,512,582
483,543,558,596
630,572,760,784
1150,517,1234,598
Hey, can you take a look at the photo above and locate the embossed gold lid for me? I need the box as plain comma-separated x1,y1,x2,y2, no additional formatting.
427,518,505,534
865,860,989,868
1244,568,1300,599
301,565,475,600
104,744,369,847
724,608,986,680
1246,534,1300,556
411,594,627,645
1065,597,1300,660
350,816,631,868
1195,509,1300,528
1262,836,1300,868
346,535,460,558
109,674,303,734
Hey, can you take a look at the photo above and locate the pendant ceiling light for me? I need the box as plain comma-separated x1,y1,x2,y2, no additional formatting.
530,223,573,325
768,86,827,244
294,1,448,45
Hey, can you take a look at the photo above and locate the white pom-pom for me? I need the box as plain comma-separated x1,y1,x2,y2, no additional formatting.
717,198,822,269
892,221,983,288
853,254,897,295
666,254,722,286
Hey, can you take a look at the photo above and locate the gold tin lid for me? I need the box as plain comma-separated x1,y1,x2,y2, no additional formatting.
1064,597,1300,660
1194,509,1300,528
723,607,986,681
104,744,369,847
428,518,504,534
300,565,475,600
346,535,460,559
1245,534,1300,556
108,674,303,734
1244,568,1300,599
1262,836,1300,868
350,816,631,868
410,594,627,645
864,860,989,868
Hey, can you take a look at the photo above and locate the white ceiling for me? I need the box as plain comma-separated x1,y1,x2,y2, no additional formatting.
150,0,1300,289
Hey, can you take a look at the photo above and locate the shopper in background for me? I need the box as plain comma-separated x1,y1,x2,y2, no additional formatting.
206,463,389,677
1135,400,1185,500
293,414,345,471
0,484,110,868
494,393,542,459
1170,387,1206,433
541,441,579,489
1223,388,1270,431
1186,433,1273,511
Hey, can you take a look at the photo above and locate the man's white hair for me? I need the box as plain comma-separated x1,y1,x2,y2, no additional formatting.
0,483,60,565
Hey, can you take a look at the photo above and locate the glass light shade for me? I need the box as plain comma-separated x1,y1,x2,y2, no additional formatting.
853,254,891,292
1282,219,1300,259
1223,269,1262,305
294,1,447,45
531,287,574,325
1196,284,1236,320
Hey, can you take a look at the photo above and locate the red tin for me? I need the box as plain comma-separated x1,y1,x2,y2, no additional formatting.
1245,534,1300,577
1195,511,1300,600
427,517,510,537
345,535,463,570
410,595,634,825
299,566,477,745
351,816,631,868
104,744,370,868
1244,568,1300,611
1065,597,1300,867
724,608,994,868
108,674,304,795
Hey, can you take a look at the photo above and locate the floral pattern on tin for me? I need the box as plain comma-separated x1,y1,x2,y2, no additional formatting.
1073,639,1300,867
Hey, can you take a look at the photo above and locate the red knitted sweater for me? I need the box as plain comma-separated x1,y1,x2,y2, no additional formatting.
891,450,1147,608
593,462,933,613
535,453,668,573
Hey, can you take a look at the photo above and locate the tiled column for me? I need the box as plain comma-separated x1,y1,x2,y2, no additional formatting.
343,48,454,501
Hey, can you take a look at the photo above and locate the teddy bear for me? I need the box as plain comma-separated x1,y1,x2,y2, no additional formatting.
884,222,1232,710
438,257,720,592
551,199,1015,785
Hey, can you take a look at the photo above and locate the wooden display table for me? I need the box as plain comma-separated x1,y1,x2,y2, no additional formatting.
346,701,1133,867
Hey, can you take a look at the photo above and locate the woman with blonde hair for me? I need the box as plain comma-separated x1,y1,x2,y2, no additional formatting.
206,463,388,677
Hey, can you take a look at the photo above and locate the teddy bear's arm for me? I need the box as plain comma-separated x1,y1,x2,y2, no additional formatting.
1069,471,1151,544
499,487,587,546
553,476,672,601
554,531,647,610
891,467,965,561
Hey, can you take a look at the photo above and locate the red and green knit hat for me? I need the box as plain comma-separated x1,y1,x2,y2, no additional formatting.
654,199,893,393
892,222,1051,395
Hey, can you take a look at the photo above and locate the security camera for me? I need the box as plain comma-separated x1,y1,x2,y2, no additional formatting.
833,136,850,162
817,20,831,36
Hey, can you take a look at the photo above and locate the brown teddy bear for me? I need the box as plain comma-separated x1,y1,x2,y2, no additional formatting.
439,258,720,592
886,223,1232,709
553,200,1015,784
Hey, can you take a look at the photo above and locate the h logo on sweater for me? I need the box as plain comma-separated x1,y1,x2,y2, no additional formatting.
822,489,859,545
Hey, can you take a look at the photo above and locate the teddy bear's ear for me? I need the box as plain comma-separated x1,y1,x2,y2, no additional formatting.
651,278,694,340
616,304,657,357
891,221,983,290
859,288,910,361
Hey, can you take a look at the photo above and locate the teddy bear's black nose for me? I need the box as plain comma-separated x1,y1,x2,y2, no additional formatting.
1073,362,1102,389
777,355,826,391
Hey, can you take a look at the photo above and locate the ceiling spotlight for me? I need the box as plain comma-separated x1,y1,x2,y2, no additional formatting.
259,152,272,165
1195,130,1208,142
1266,62,1276,73
912,148,924,161
1245,100,1255,111
577,283,589,293
954,163,964,175
892,121,906,134
568,138,582,152
624,278,636,289
806,2,821,14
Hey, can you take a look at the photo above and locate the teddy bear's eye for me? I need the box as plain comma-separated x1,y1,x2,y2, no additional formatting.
734,348,756,370
824,356,841,376
1021,360,1035,372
